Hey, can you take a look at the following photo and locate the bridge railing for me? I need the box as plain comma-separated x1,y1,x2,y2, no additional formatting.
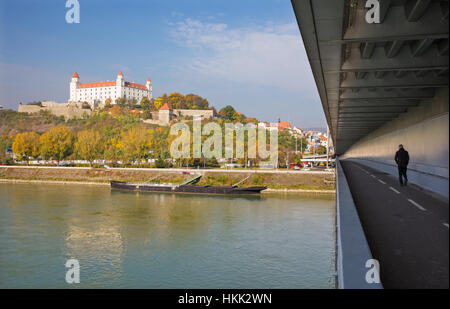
335,157,383,289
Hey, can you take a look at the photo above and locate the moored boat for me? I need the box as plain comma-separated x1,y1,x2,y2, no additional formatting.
110,174,266,195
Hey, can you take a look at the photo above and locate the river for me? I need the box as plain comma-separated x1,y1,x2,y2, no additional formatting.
0,183,335,288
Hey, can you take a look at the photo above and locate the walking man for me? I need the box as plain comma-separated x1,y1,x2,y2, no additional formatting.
395,144,409,186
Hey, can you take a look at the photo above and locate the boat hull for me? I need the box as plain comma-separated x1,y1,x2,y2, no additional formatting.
110,181,266,195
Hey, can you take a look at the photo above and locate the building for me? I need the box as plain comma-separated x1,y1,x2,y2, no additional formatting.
278,121,292,130
0,105,3,112
69,72,152,107
143,103,217,126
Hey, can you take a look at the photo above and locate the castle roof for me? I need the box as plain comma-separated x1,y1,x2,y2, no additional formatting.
160,103,172,110
278,121,292,130
72,72,79,78
79,81,117,88
118,72,123,76
125,82,147,90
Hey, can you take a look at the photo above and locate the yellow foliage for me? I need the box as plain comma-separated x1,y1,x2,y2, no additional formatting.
39,126,75,161
118,126,153,163
12,132,40,160
74,130,103,164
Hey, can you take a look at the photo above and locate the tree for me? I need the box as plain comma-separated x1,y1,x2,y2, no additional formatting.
140,97,151,110
168,92,186,109
109,105,122,117
12,132,40,161
219,105,238,120
74,130,103,166
104,98,112,108
118,126,152,165
115,97,127,108
39,126,75,163
185,94,209,110
316,145,327,155
154,97,165,110
128,98,137,109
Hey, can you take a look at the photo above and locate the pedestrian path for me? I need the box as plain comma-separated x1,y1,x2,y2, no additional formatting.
341,160,449,288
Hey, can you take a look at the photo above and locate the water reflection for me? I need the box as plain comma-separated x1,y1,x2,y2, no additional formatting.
0,183,335,288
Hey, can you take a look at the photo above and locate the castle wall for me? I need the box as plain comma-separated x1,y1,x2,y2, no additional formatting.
174,109,214,119
18,101,92,120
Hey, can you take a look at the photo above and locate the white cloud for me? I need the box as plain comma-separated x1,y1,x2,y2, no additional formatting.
168,18,317,95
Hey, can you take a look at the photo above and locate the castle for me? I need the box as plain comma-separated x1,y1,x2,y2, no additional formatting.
69,72,152,107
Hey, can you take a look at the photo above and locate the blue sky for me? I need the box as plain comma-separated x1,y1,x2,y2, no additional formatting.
0,0,325,128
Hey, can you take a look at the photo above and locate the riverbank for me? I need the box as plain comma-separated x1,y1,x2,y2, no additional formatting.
0,166,335,193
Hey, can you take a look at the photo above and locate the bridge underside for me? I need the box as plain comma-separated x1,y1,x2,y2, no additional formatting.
292,0,449,197
292,0,449,289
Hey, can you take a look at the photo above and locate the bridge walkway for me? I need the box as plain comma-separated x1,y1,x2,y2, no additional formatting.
341,160,449,289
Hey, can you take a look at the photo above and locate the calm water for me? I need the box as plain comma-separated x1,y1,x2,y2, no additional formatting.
0,183,335,288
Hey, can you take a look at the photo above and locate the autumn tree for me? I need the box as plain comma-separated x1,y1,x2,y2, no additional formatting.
154,93,168,110
185,94,209,110
168,92,186,109
104,98,112,108
74,130,103,166
140,97,153,110
115,97,127,108
39,126,75,163
109,105,122,117
219,105,238,120
12,132,40,161
118,126,152,165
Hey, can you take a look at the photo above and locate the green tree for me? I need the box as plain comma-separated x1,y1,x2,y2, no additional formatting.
39,126,75,163
219,105,238,120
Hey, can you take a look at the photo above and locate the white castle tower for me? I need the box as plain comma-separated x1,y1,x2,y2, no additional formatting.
69,72,80,102
116,71,124,98
146,78,153,99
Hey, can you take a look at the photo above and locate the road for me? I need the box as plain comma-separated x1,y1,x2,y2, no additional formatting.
341,160,449,289
1,165,334,175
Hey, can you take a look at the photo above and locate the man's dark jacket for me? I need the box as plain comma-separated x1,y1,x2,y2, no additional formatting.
395,148,409,168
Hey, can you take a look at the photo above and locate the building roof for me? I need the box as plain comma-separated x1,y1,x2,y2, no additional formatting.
118,72,123,76
79,81,117,88
160,103,172,110
147,78,151,83
72,72,79,78
278,121,292,130
125,82,147,90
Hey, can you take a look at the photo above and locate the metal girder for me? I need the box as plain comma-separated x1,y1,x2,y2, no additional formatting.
405,0,432,22
339,106,409,113
360,42,375,59
340,72,449,88
341,46,449,72
385,40,404,58
438,39,449,55
340,88,435,99
410,38,435,57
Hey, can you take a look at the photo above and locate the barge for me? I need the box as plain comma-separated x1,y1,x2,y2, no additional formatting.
110,173,266,195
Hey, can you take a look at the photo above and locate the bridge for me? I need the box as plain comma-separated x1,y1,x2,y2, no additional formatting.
292,0,448,288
